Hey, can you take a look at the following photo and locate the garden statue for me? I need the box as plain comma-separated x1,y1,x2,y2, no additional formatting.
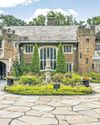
45,58,51,83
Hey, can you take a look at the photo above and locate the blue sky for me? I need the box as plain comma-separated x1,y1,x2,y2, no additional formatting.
0,0,100,21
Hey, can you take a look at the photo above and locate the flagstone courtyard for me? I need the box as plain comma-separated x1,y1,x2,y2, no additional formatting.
0,81,100,125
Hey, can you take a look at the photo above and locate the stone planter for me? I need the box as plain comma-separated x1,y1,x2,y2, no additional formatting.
82,80,90,87
53,84,60,90
7,78,14,86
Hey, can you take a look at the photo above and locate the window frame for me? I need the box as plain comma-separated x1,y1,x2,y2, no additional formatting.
66,62,73,72
63,44,73,54
95,43,100,52
39,46,57,71
24,45,34,54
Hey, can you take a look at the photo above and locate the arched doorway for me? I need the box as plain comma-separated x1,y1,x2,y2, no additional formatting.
0,61,6,80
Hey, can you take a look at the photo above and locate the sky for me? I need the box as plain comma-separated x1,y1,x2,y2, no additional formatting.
0,0,100,22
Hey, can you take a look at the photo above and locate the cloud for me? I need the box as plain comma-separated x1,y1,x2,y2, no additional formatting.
26,8,78,22
0,9,4,14
0,0,40,8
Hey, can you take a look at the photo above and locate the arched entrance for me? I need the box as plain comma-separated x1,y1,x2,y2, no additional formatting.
0,61,6,80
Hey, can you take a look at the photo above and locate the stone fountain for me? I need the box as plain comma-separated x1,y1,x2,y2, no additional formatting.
45,58,51,83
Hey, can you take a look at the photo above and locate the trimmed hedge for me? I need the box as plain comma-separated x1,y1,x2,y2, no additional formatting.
5,84,93,95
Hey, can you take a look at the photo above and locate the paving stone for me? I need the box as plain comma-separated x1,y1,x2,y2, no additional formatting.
3,106,30,113
51,107,73,115
0,110,23,118
78,109,100,118
73,122,100,125
10,119,30,125
65,115,98,124
47,101,67,107
32,105,54,112
18,116,58,125
59,120,69,125
26,110,42,117
13,101,34,107
0,118,11,125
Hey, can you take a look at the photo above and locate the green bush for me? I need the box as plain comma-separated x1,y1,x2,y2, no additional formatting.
52,73,64,82
31,44,40,73
19,75,40,85
56,43,66,73
89,72,100,83
72,73,81,84
5,84,93,95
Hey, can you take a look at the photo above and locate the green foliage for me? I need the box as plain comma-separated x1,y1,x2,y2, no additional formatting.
13,60,23,77
56,43,66,73
19,75,40,85
62,73,81,86
32,44,40,73
88,72,100,83
87,16,100,25
5,84,92,95
0,14,26,26
28,15,45,26
52,73,64,82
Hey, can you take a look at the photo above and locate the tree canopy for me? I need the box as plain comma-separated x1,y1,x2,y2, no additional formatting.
0,12,100,26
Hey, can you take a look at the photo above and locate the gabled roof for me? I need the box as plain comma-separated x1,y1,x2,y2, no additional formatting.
4,26,78,42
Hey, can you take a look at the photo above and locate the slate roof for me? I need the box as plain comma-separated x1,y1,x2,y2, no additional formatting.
4,26,78,42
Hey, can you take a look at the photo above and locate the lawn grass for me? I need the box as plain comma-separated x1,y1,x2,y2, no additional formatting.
4,84,93,95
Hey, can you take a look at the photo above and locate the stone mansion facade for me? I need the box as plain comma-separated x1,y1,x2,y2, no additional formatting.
0,25,100,78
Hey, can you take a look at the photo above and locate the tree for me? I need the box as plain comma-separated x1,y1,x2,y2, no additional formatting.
13,59,23,77
0,14,26,26
28,15,45,26
87,16,100,25
56,43,66,73
31,44,40,73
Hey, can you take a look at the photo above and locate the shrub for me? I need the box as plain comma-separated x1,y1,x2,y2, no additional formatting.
72,74,81,83
89,72,100,80
52,73,64,82
5,84,93,95
31,44,40,73
19,75,40,85
56,43,66,73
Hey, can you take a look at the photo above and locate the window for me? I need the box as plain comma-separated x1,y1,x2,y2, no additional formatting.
64,44,73,53
86,48,89,52
92,64,94,69
40,47,56,70
80,53,82,59
95,44,100,51
0,41,2,48
66,63,73,72
86,39,89,43
86,58,89,64
24,45,33,54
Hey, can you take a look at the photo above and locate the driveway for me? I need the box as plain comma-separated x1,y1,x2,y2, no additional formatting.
0,81,100,125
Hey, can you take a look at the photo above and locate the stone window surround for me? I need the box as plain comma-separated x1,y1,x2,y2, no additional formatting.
23,44,34,54
66,62,73,72
39,46,57,71
0,40,4,58
63,44,73,54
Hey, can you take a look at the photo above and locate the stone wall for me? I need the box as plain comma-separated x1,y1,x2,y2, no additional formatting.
77,26,95,73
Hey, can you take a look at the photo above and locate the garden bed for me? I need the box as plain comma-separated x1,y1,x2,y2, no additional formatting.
4,84,93,95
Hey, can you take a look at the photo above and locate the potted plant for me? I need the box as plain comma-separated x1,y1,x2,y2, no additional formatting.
81,76,91,87
6,76,15,86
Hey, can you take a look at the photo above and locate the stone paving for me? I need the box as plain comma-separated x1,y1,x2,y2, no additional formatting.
0,81,100,125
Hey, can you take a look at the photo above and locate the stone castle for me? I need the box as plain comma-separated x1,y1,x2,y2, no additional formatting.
0,24,100,78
